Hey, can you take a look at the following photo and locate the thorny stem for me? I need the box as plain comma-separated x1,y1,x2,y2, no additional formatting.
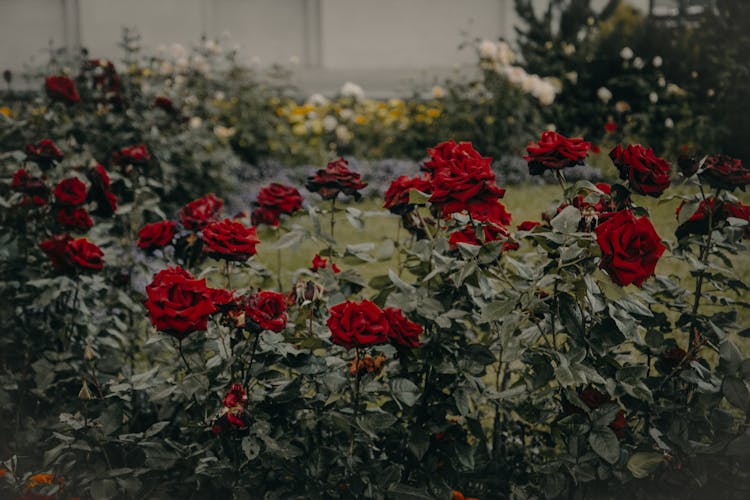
689,187,720,348
551,279,559,351
330,197,337,244
555,170,568,198
396,218,403,277
244,333,261,391
224,260,232,289
349,346,363,457
277,248,283,293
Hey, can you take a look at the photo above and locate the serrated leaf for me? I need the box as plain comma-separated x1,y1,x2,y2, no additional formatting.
588,426,620,464
627,452,665,478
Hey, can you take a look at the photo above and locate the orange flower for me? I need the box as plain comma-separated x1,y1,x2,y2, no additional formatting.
452,490,478,500
26,473,56,489
0,468,6,478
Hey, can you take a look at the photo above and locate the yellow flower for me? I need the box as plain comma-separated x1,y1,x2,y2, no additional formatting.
426,108,441,119
0,106,12,118
354,115,367,125
292,123,308,136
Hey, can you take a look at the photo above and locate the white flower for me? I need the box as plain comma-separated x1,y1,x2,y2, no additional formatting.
189,116,202,129
633,57,645,70
205,39,221,55
431,85,445,99
666,83,686,97
597,86,613,103
323,115,338,131
214,91,226,101
658,76,666,87
536,82,557,106
306,93,329,106
562,42,576,56
664,118,674,128
174,75,186,88
546,123,557,132
495,41,515,65
340,81,365,100
565,71,578,85
620,46,634,60
335,125,352,144
170,43,188,60
653,56,663,68
478,40,497,60
707,88,715,97
649,92,659,103
213,125,236,139
339,108,355,121
503,66,528,85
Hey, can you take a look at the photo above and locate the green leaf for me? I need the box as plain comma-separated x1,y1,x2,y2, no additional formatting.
722,376,750,410
726,433,750,456
241,436,261,461
407,189,431,205
391,378,420,407
90,479,119,500
588,426,620,464
388,483,434,500
408,429,430,460
479,299,516,323
551,205,581,233
627,452,665,479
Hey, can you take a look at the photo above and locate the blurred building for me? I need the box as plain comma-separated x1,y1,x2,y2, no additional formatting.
0,0,650,96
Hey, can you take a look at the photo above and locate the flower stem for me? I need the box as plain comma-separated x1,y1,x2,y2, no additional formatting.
330,197,337,242
276,248,283,293
243,333,261,391
178,339,191,373
224,260,232,289
555,170,568,198
689,188,720,348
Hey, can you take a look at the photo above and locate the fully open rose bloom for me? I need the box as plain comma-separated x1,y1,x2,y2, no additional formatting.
53,177,87,206
41,235,104,273
144,266,218,339
251,183,303,226
327,299,390,349
244,290,288,332
138,220,177,250
56,207,93,231
180,193,224,230
212,383,250,434
595,210,665,286
610,144,671,197
305,158,367,200
11,169,49,202
698,154,750,191
86,164,117,216
202,218,260,261
111,144,151,166
25,139,64,169
524,131,591,175
45,75,80,104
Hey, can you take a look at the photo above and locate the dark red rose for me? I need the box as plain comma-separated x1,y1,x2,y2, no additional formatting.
45,75,80,104
25,139,64,169
609,409,628,437
64,237,104,271
327,299,390,349
86,164,117,216
384,174,431,215
305,158,367,200
53,177,87,206
580,387,609,409
423,139,485,176
675,198,725,239
311,254,340,273
384,307,422,348
208,288,236,312
202,218,260,261
144,266,217,339
111,144,151,166
595,210,665,287
245,290,288,332
11,169,49,199
251,205,280,227
524,131,591,175
465,197,511,226
256,183,304,215
154,96,176,113
698,154,750,191
604,119,617,133
610,144,671,197
426,141,506,216
656,346,690,374
56,207,93,230
138,220,177,250
180,193,224,230
212,383,250,434
517,220,542,231
40,234,73,272
83,59,124,107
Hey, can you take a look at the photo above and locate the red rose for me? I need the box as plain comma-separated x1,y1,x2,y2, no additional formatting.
85,59,123,100
384,174,431,215
56,207,93,231
677,154,700,178
423,139,485,176
45,75,80,104
610,144,671,197
305,158,367,200
138,221,177,250
465,197,512,226
655,346,690,374
256,183,304,215
85,164,117,216
251,205,281,227
53,177,87,206
722,201,750,239
11,169,49,199
244,290,288,332
517,220,541,231
698,154,750,191
180,193,224,230
604,119,617,133
212,383,250,434
609,409,628,437
144,266,218,339
675,197,725,239
25,139,64,169
326,299,390,349
111,144,151,166
524,131,591,175
39,234,74,272
384,307,422,348
202,218,260,261
64,237,105,271
595,210,665,287
426,141,506,216
311,254,341,273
